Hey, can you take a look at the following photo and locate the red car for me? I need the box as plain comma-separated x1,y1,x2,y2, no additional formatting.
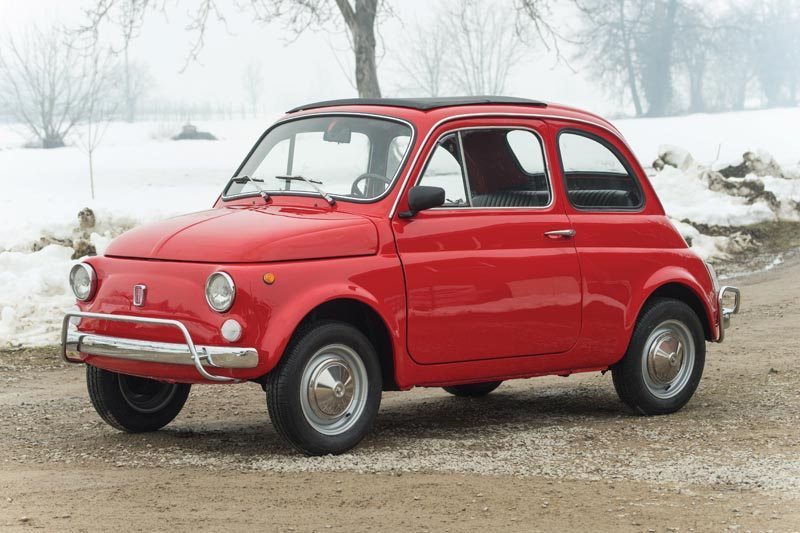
62,97,741,455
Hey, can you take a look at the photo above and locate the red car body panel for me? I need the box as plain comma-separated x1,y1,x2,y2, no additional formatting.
105,206,379,263
72,101,720,388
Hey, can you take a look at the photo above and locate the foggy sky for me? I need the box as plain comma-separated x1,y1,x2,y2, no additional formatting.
0,0,614,115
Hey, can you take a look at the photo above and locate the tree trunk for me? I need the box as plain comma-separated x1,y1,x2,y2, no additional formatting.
688,61,705,113
644,0,678,117
619,1,643,116
124,46,134,122
337,0,382,98
88,149,95,200
43,133,65,149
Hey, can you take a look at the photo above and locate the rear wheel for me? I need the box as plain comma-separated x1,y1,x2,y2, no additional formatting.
442,381,503,397
86,366,191,432
266,321,382,456
612,298,705,415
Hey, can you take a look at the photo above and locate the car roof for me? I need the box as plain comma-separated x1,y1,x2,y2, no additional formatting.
284,97,621,136
287,96,547,113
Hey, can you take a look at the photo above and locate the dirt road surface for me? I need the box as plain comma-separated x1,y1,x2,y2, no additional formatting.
2,258,800,532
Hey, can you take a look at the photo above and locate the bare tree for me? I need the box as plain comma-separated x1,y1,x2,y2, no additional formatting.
573,0,649,116
637,0,679,116
446,0,526,95
514,0,564,61
673,2,714,113
121,56,153,122
573,0,684,117
74,51,119,200
79,0,391,98
395,19,449,97
243,60,264,117
749,0,800,108
0,26,103,148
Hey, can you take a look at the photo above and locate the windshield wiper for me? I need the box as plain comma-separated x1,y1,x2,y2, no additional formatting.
231,175,270,203
275,175,336,206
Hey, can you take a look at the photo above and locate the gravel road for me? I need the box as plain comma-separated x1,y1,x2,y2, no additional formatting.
1,257,800,532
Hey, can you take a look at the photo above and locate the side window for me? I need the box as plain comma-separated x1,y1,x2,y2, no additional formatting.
460,129,551,208
558,131,643,209
418,133,468,207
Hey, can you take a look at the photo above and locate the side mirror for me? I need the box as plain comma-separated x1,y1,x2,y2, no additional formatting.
398,186,445,218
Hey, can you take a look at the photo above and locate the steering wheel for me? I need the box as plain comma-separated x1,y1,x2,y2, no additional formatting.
351,173,391,198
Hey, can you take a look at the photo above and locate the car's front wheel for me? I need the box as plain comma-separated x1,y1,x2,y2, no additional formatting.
612,298,705,415
86,366,191,432
266,321,382,456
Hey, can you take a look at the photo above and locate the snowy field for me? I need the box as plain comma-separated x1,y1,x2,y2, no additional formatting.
1,107,799,346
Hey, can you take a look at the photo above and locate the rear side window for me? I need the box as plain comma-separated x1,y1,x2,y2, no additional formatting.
558,131,643,210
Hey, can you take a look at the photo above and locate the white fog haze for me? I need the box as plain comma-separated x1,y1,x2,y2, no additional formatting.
0,0,612,115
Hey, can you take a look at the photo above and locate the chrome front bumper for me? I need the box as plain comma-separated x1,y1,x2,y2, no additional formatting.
717,285,741,342
61,311,258,382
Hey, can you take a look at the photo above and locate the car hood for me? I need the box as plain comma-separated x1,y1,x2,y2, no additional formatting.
104,206,379,263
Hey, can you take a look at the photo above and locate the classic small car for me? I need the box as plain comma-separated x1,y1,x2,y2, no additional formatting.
62,96,741,455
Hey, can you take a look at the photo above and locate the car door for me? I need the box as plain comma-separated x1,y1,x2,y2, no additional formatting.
392,119,582,365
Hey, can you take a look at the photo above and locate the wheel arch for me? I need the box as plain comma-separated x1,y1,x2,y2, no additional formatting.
293,298,399,391
636,279,715,342
259,290,401,391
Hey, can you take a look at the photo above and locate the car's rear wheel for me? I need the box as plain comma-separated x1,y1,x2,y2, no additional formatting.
86,366,191,432
612,298,705,415
266,321,382,456
442,381,503,397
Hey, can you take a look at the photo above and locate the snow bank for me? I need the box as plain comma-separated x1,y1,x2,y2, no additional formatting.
652,144,799,227
652,166,779,226
0,245,76,346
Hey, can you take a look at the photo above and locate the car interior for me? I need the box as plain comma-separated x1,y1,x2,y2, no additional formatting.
456,128,642,210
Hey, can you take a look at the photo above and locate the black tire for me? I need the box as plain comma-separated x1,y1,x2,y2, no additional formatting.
266,321,382,456
86,366,191,433
442,381,503,397
612,298,706,415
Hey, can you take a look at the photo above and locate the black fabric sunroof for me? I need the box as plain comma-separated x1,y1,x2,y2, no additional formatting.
287,96,547,113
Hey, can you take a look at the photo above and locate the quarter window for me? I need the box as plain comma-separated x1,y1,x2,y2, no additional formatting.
418,133,468,207
558,131,643,209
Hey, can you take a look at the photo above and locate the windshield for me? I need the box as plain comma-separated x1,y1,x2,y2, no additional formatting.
225,115,413,202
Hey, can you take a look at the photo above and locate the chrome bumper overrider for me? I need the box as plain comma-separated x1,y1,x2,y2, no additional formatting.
61,311,258,382
717,286,741,343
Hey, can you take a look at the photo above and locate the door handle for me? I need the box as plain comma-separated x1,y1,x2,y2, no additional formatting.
544,229,576,239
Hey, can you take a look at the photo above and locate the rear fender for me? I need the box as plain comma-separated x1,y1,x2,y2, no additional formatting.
630,266,717,346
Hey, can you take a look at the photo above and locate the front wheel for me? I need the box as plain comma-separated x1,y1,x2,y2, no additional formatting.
612,298,705,415
266,321,382,456
86,366,191,432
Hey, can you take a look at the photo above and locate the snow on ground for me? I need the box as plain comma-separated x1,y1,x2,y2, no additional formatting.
0,108,798,346
614,107,800,169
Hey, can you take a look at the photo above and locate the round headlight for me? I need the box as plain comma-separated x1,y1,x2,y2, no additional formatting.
69,263,96,301
205,272,235,312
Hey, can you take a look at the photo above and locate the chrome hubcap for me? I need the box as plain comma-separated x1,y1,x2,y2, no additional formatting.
300,344,367,436
642,320,695,399
308,360,355,418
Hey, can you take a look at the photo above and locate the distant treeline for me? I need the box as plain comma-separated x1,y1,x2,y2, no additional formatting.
572,0,799,117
